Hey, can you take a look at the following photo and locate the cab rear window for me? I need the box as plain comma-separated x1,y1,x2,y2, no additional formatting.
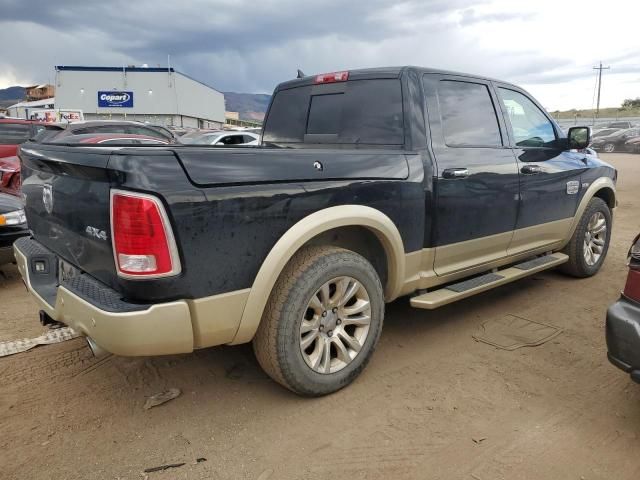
263,79,404,146
307,94,343,134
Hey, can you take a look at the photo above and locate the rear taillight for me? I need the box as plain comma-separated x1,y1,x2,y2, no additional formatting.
110,190,181,278
314,71,349,84
624,235,640,302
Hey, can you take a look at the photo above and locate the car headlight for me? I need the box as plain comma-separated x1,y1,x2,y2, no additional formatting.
0,209,26,226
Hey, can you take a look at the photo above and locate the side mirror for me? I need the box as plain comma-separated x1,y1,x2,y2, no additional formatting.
568,126,591,150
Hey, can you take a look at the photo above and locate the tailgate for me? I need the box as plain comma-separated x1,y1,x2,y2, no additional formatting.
19,144,116,285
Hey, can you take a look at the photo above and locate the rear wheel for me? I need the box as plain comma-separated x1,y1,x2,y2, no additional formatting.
603,143,616,153
253,246,384,396
560,197,611,277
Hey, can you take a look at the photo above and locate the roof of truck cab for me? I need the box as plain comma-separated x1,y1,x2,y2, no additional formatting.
275,66,513,91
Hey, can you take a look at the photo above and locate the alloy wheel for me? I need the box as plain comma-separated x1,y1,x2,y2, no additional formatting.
583,211,607,266
299,276,372,374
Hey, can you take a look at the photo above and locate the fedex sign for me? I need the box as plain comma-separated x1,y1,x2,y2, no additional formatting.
98,91,134,108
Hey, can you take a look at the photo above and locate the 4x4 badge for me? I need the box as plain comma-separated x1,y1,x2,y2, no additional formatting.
42,184,53,214
86,226,108,241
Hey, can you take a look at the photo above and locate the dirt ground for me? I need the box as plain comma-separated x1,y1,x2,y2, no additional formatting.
1,153,639,480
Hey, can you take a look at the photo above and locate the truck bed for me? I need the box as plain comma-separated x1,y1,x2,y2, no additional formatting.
19,142,424,303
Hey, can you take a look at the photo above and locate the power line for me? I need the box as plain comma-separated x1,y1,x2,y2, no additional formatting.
593,61,610,118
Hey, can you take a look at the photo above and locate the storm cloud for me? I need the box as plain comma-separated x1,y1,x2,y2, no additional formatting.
1,0,638,109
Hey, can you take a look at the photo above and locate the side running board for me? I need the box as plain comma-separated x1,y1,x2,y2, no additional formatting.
410,253,568,310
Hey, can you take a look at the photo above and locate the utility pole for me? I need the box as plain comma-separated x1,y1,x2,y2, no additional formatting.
593,61,610,118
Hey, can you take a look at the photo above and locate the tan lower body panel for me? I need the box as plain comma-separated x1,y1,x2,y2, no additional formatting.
410,253,568,309
400,218,574,295
14,246,249,356
432,218,573,278
52,289,194,356
433,230,513,277
188,289,250,348
507,218,573,256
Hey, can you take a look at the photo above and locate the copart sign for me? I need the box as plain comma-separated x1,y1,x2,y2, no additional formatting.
98,91,134,108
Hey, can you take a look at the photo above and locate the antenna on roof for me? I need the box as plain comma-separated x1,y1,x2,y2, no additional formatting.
297,69,306,79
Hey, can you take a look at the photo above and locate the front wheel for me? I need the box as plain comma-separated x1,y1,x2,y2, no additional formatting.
603,143,616,153
560,197,612,277
253,245,384,396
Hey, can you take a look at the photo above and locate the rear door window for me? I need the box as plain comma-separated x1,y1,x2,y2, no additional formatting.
263,79,404,146
0,123,32,144
437,80,502,147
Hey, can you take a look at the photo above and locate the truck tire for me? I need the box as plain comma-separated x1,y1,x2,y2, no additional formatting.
253,245,384,396
560,197,611,278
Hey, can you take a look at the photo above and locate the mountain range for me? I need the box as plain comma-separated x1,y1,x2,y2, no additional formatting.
0,86,25,108
0,86,270,120
222,91,271,121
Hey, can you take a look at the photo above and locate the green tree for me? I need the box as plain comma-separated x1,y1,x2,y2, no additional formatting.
621,98,640,109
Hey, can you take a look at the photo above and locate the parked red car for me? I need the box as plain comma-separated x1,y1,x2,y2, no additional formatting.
606,234,640,383
1,120,171,196
0,119,58,196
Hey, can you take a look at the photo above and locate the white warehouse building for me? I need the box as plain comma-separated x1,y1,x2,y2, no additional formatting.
54,65,225,128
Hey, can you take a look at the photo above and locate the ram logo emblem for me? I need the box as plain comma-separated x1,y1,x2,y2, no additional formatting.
42,184,53,214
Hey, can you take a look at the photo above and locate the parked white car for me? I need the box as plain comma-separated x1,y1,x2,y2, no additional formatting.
189,131,260,146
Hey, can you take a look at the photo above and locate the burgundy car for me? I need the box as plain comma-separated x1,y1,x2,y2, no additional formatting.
0,119,57,196
3,121,174,196
606,234,640,383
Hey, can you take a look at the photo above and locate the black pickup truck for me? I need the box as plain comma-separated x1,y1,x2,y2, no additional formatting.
16,66,616,396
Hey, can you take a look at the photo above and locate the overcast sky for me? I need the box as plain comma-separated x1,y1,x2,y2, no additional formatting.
1,0,638,111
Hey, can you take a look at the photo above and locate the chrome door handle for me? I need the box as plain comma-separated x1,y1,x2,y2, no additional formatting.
442,168,469,179
521,164,542,175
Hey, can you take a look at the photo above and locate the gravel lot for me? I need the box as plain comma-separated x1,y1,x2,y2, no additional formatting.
1,153,639,480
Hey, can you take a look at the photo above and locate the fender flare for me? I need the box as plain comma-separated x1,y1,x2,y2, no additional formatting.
563,176,616,246
230,205,406,344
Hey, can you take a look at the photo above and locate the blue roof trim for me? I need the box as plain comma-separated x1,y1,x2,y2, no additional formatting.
54,65,222,94
56,65,175,73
